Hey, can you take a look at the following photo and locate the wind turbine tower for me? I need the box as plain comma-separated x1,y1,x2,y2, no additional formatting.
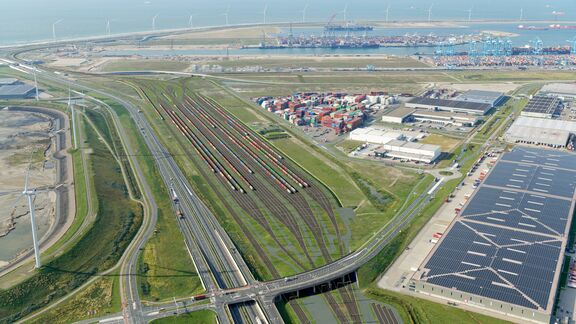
23,168,41,269
223,6,230,26
385,5,390,23
106,19,111,36
428,4,434,22
520,8,524,21
152,14,159,31
343,4,348,22
302,4,309,23
188,15,196,28
263,4,268,24
467,7,473,22
68,87,78,149
52,19,62,42
33,67,39,101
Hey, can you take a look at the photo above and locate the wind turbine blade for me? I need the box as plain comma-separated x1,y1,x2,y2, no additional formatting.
24,160,32,192
2,194,25,223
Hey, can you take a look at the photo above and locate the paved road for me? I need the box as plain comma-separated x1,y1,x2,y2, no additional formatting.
51,72,271,323
11,63,446,324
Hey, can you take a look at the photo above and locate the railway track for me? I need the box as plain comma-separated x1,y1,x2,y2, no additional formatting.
141,82,361,322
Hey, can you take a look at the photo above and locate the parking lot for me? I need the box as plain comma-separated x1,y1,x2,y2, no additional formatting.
377,152,497,291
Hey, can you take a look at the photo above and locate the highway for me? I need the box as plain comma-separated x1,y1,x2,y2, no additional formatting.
8,59,446,324
84,84,268,322
24,68,274,323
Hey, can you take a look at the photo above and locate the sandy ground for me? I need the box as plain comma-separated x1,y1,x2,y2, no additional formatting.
439,82,521,93
481,30,520,38
0,111,56,264
371,21,466,29
162,26,281,40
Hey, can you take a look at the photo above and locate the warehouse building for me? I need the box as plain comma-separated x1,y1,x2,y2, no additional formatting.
349,127,441,163
406,97,493,115
505,116,576,148
0,78,19,86
454,90,505,106
520,95,562,119
381,108,415,124
411,110,480,127
412,147,576,323
376,140,441,163
382,107,481,127
0,78,36,100
540,83,576,100
349,127,405,144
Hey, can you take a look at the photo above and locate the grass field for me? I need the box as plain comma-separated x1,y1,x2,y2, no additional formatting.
419,134,462,152
203,56,429,69
0,114,142,323
335,140,364,153
151,309,217,324
83,89,206,301
99,60,190,73
365,288,511,324
29,276,121,324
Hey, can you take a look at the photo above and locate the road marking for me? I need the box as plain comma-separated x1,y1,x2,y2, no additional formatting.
99,316,124,323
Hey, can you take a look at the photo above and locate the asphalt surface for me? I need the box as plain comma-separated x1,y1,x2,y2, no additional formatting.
11,64,448,324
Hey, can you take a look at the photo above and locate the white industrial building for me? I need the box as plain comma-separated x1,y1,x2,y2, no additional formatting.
350,127,441,163
378,140,441,163
453,90,505,106
382,107,480,127
406,97,493,115
349,127,405,144
505,116,576,148
381,108,415,124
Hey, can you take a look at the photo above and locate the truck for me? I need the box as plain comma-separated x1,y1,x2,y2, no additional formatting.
171,188,179,202
193,294,207,301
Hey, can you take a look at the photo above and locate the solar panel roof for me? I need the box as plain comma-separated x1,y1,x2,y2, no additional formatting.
423,221,561,310
420,147,576,311
0,84,35,96
408,97,492,112
522,96,560,115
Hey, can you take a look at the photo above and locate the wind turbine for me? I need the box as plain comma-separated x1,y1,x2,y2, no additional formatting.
52,19,63,42
301,4,309,23
20,164,42,269
188,14,197,28
263,4,268,24
343,4,348,22
519,8,524,21
106,19,111,36
385,5,391,23
152,14,159,31
466,7,473,22
32,66,39,101
222,5,230,26
428,4,434,22
66,86,78,149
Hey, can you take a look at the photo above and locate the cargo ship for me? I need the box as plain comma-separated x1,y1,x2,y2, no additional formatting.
512,46,571,55
325,24,374,32
549,24,576,30
517,25,549,31
518,24,576,30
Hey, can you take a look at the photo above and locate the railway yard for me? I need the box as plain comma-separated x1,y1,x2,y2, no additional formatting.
8,17,576,324
134,80,368,322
